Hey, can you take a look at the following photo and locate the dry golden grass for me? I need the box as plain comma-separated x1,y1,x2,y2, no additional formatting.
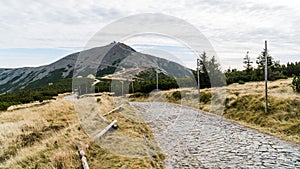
223,79,300,142
129,78,300,144
0,93,165,169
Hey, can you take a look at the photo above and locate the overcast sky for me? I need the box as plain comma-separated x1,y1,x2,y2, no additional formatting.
0,0,299,69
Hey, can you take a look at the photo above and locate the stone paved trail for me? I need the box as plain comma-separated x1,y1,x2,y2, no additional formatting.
130,102,300,169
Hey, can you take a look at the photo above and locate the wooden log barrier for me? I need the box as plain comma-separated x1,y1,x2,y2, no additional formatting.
103,104,123,116
77,141,90,169
93,120,117,141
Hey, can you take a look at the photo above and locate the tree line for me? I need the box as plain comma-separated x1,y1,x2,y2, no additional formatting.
0,78,72,111
1,49,299,111
225,50,300,85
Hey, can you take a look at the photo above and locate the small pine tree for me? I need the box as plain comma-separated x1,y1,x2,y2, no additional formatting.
256,49,274,69
198,52,211,88
255,48,283,80
243,51,253,73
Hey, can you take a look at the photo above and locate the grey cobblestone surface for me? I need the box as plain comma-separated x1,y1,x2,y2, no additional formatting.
130,102,300,169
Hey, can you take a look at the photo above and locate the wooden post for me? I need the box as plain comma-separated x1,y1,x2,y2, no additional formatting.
265,40,268,114
93,120,117,140
103,104,123,116
78,141,90,169
98,114,110,124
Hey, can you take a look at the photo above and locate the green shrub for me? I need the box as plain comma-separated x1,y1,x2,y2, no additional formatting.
238,80,245,84
200,92,212,103
0,78,72,111
0,102,13,111
129,92,149,98
292,76,300,93
171,91,181,100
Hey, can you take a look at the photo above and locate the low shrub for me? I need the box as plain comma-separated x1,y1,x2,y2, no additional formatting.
238,80,245,84
171,91,181,100
129,92,149,98
292,76,300,93
0,145,18,162
200,92,212,103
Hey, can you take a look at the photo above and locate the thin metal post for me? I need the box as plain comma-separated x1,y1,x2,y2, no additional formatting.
197,58,200,103
131,81,134,93
120,81,124,97
265,40,268,113
156,70,158,91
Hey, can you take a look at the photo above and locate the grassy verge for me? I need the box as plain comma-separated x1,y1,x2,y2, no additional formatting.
129,78,300,144
223,96,300,143
0,93,165,168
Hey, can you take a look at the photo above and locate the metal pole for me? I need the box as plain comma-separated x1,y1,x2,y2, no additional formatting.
265,40,268,113
197,58,200,103
131,81,134,93
120,81,124,97
156,70,158,91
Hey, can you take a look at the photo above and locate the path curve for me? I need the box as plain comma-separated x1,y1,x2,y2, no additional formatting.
130,102,300,169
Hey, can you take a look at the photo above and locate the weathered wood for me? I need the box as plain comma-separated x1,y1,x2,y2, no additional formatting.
103,104,123,116
99,114,110,124
93,120,117,140
77,141,90,169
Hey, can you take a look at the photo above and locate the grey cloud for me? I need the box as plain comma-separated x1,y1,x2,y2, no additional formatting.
186,0,288,14
0,1,123,26
89,6,124,20
0,0,299,68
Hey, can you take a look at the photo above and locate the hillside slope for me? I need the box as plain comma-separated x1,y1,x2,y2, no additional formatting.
0,42,192,94
0,94,165,168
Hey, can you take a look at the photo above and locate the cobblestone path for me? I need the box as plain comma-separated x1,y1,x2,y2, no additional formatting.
130,102,300,169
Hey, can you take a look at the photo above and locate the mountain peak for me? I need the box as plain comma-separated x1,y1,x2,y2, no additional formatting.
112,42,136,52
0,42,191,93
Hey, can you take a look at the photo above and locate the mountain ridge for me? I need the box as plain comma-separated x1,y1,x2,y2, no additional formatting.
0,42,192,94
